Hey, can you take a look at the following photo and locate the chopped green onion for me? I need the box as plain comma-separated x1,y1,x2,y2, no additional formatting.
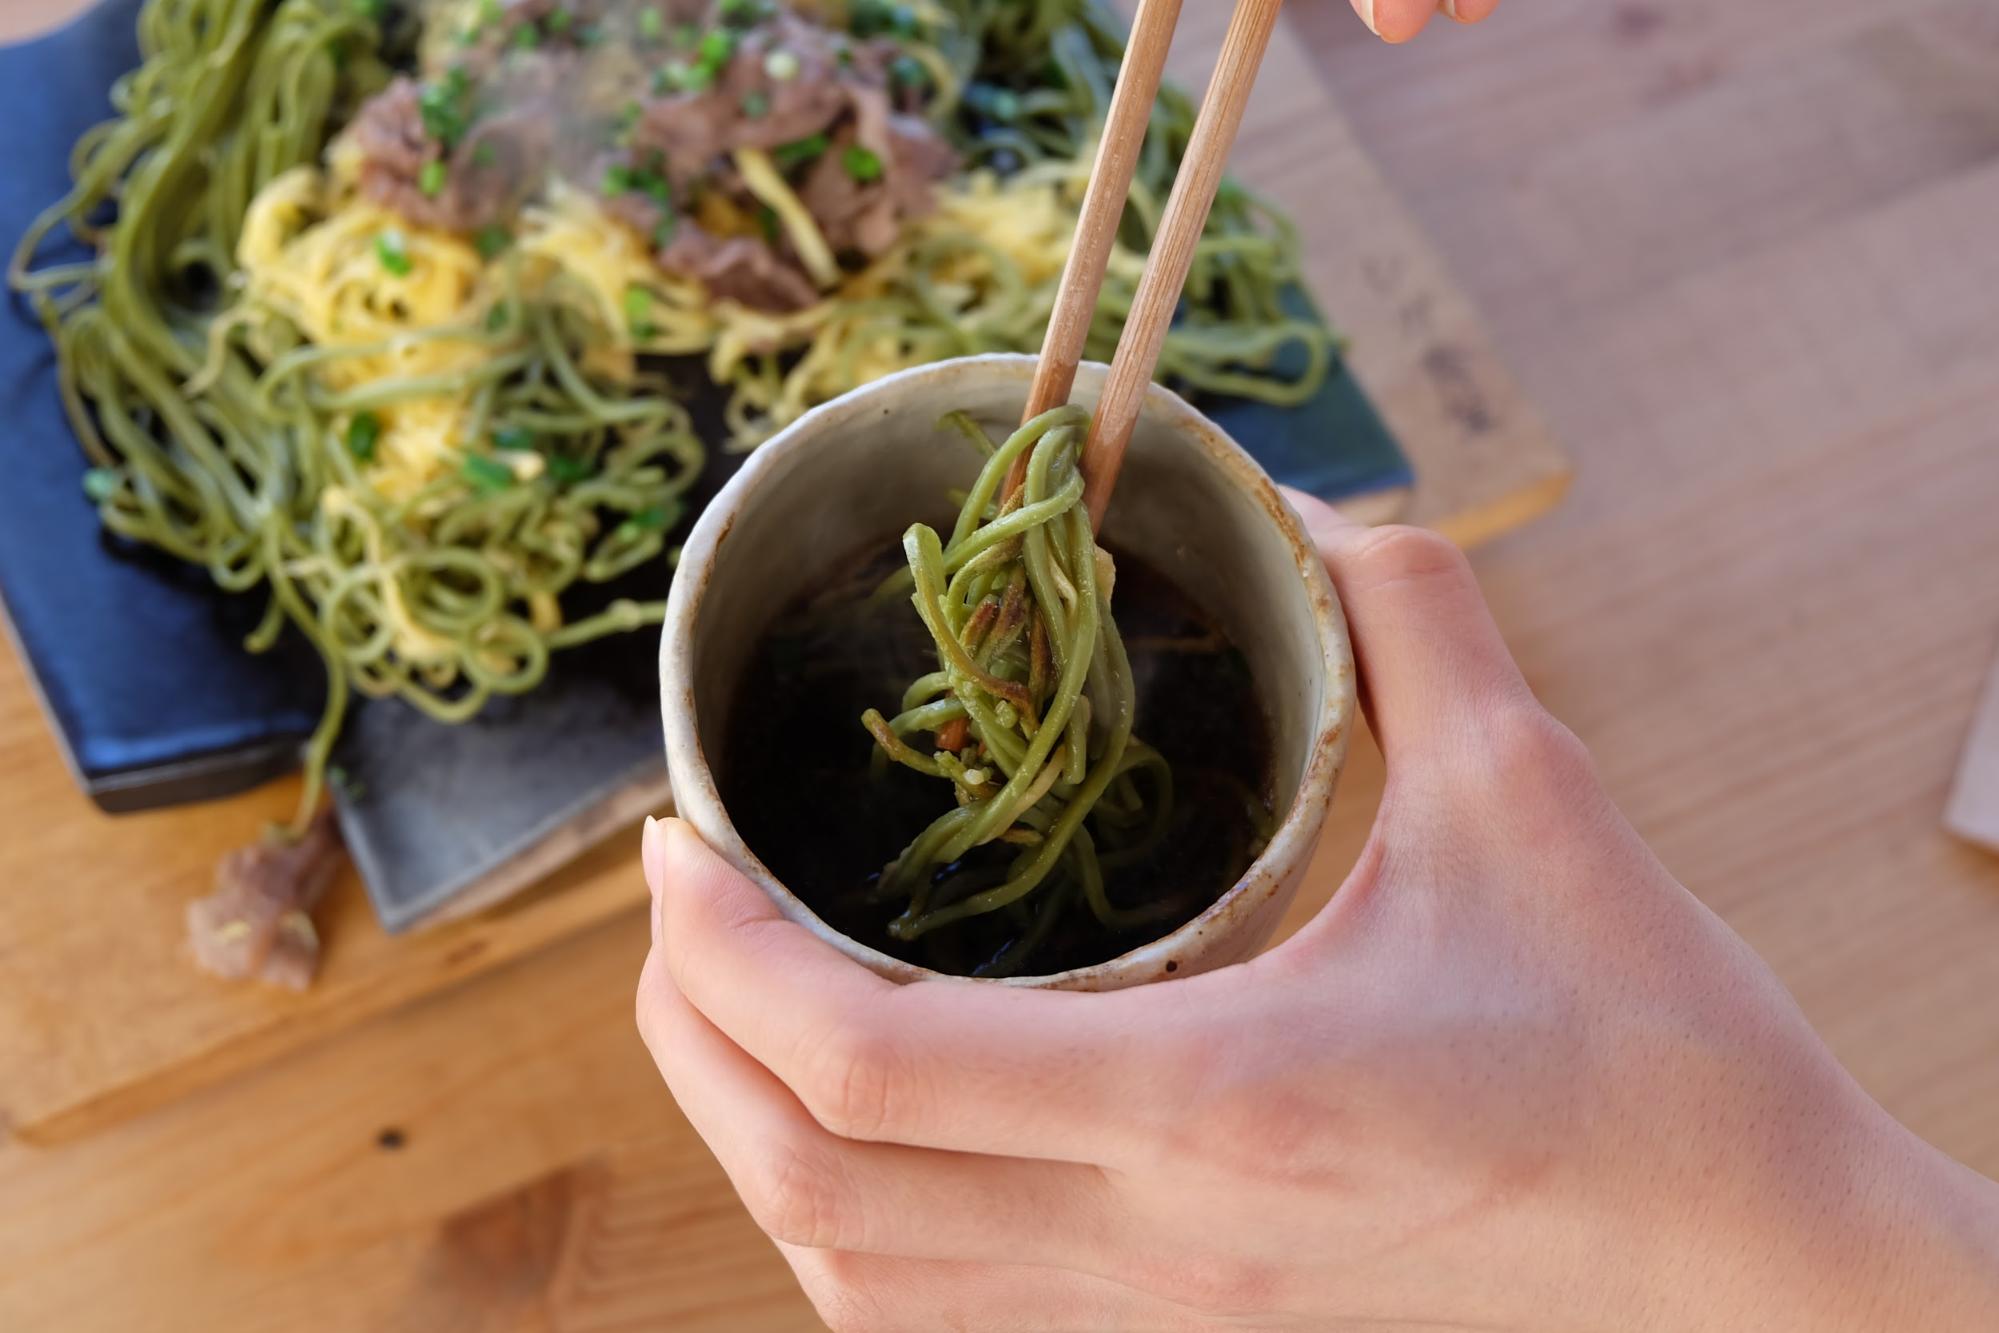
512,22,539,49
637,170,672,205
654,61,717,95
374,230,412,276
602,165,632,195
764,49,800,81
353,0,385,21
698,28,737,68
834,39,853,67
624,285,656,338
617,505,669,539
418,160,446,197
548,454,596,484
345,412,381,462
841,145,884,183
851,0,916,37
492,424,536,451
81,467,119,501
966,84,1021,121
717,0,770,25
544,8,571,33
484,301,511,331
772,132,829,171
638,6,663,40
479,0,500,20
462,454,515,494
741,90,769,118
418,70,473,146
889,53,929,90
474,224,510,259
651,216,678,248
674,21,698,46
756,204,780,242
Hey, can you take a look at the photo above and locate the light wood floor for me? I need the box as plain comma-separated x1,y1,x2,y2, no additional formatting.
6,3,1999,1328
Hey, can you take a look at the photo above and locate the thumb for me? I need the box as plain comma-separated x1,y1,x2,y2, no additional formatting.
1282,488,1532,762
642,813,673,948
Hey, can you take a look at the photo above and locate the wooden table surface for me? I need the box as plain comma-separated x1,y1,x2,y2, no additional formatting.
6,1,1999,1329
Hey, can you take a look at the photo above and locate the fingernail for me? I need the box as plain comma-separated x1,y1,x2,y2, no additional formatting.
1441,0,1461,19
1356,0,1379,34
642,815,666,900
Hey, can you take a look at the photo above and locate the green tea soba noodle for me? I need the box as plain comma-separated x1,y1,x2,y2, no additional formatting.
862,406,1179,973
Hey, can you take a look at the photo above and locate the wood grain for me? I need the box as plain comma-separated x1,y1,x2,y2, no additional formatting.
1306,0,1999,1171
0,629,651,1141
1210,4,1573,546
5,1,1997,1329
0,0,1568,1145
0,914,818,1331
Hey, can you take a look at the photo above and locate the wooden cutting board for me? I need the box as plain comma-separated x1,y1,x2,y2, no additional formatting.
0,0,1569,1145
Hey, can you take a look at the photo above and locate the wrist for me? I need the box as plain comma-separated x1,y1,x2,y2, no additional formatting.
1854,1127,1999,1331
1689,1087,1999,1333
1584,1030,1999,1333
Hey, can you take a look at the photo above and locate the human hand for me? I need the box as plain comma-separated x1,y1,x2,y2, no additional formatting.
1352,0,1500,45
637,494,1999,1331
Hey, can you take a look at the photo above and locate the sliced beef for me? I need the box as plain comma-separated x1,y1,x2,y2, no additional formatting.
886,113,957,215
451,109,558,222
348,71,559,232
798,89,957,258
186,808,344,991
632,13,883,183
603,187,669,242
660,224,822,310
346,78,431,197
355,4,957,311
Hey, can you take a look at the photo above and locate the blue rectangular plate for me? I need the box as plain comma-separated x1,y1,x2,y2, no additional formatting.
0,0,1412,928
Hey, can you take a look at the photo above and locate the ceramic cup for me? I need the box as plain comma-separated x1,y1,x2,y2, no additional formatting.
659,354,1355,989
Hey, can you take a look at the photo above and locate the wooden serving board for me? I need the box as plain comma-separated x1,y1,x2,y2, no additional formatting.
0,0,1569,1145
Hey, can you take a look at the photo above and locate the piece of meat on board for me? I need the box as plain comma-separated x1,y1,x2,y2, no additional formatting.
186,808,344,991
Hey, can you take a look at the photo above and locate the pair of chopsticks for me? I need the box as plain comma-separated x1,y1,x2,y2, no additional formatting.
1016,0,1286,529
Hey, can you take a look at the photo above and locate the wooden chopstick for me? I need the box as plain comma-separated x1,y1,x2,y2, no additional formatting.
1079,0,1285,529
1018,0,1185,428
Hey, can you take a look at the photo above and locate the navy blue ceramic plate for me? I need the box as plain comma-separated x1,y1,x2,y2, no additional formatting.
0,0,1412,928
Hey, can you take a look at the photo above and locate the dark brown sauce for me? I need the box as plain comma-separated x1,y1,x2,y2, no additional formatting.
719,541,1274,977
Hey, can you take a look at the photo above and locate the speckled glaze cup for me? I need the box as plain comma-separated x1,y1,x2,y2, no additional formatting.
660,354,1355,989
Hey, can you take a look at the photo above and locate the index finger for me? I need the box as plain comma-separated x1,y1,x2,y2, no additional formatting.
646,817,1211,1166
1282,487,1534,763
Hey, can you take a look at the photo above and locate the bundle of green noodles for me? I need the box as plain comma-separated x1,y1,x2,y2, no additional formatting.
861,406,1175,976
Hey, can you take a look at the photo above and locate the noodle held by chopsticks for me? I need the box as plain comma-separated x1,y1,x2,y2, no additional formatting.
862,407,1175,976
